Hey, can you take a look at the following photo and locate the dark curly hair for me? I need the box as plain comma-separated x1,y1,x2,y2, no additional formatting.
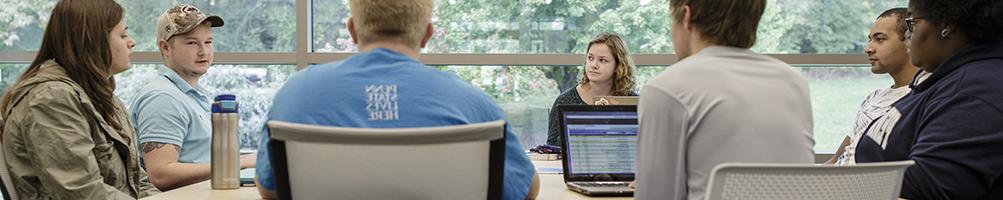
911,0,1003,43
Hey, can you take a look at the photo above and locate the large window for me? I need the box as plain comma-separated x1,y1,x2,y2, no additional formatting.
0,1,57,51
800,66,891,151
0,64,30,90
125,0,298,52
114,64,296,150
0,0,296,52
435,65,890,151
313,0,908,54
0,63,292,150
1,0,911,152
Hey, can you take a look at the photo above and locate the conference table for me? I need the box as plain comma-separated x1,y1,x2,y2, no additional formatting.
141,157,633,200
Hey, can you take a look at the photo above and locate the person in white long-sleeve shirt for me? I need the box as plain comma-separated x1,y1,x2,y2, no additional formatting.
634,0,815,199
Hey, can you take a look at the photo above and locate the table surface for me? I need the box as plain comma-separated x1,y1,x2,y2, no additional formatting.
142,158,632,200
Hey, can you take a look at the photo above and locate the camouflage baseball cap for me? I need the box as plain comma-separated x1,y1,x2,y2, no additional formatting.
156,4,224,42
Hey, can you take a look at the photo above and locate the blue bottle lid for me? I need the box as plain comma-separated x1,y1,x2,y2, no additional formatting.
212,94,238,113
214,94,237,101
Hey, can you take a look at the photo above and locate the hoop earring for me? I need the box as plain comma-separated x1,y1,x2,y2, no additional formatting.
941,28,951,38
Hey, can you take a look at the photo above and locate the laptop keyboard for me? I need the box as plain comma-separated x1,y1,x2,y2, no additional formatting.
574,182,631,187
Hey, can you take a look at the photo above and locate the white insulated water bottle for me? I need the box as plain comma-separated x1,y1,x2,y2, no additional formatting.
211,94,239,189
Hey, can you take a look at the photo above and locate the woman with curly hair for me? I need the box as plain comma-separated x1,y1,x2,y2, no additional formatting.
854,0,1003,199
545,32,638,146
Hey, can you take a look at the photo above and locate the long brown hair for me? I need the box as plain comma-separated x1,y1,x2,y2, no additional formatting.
0,0,125,129
579,32,636,96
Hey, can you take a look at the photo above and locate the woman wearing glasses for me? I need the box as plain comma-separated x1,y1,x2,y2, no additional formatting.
0,0,159,198
854,0,1003,199
545,32,638,146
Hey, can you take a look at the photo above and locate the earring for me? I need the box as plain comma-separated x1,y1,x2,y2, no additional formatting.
941,28,951,38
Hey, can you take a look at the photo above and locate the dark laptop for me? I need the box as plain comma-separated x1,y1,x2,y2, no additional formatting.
557,105,636,196
240,168,255,186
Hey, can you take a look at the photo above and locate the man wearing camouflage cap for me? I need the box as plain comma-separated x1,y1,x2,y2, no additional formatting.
128,4,255,190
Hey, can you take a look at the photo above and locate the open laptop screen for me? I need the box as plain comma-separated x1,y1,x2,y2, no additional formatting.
559,105,637,180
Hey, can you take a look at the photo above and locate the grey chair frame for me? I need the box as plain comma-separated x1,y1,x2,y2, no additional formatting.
266,120,507,200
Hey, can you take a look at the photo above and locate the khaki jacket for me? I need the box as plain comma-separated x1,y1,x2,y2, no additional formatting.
0,60,160,199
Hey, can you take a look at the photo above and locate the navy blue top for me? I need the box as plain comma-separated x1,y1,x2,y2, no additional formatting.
856,43,1003,199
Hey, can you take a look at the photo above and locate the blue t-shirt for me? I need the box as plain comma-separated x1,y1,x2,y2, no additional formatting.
255,48,535,199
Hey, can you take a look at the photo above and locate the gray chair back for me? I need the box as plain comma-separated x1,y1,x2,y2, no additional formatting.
705,160,914,200
266,120,506,200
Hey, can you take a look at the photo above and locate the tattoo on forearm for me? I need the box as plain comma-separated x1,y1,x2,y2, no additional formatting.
141,142,180,154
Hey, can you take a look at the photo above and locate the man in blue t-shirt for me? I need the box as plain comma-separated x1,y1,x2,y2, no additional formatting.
254,1,539,199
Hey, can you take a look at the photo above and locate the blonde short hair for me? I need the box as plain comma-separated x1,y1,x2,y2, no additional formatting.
349,0,434,49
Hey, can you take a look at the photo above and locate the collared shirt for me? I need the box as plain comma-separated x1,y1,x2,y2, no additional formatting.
129,66,212,164
255,48,536,200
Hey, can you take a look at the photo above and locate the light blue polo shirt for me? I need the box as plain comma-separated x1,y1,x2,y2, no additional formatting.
130,66,212,164
255,48,536,200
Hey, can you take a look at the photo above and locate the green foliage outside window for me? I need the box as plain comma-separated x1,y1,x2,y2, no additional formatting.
0,0,908,151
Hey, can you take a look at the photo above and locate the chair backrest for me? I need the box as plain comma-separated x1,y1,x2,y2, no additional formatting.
0,138,19,200
705,160,914,200
266,120,506,200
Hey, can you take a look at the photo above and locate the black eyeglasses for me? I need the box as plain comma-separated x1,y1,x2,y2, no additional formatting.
905,16,925,33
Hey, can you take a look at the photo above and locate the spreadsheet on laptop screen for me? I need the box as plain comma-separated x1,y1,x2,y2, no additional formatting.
563,111,638,174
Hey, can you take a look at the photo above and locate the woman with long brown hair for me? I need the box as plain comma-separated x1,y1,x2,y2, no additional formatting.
546,32,638,146
0,0,159,198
